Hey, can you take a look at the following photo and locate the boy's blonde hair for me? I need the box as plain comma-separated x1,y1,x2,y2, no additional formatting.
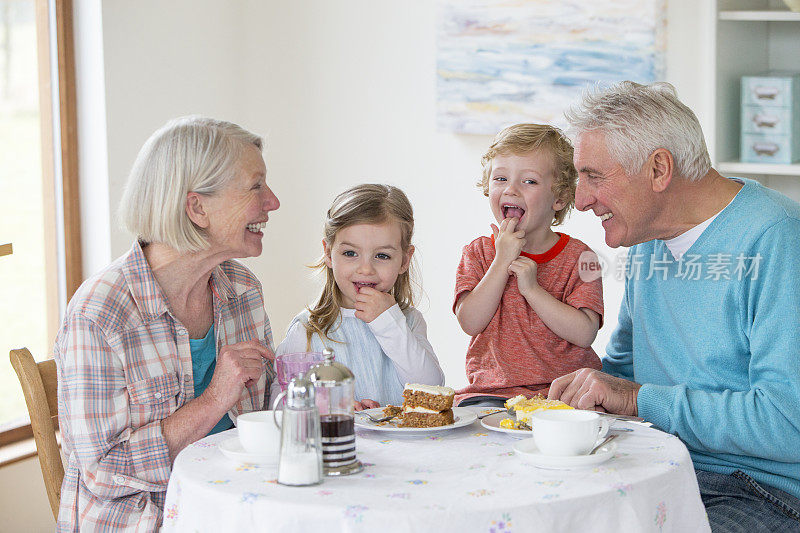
478,123,577,226
306,184,416,347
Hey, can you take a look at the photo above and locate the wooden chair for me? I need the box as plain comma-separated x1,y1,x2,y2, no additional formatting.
10,348,64,520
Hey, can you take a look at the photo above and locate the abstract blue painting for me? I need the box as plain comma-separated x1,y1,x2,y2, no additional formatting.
437,0,667,134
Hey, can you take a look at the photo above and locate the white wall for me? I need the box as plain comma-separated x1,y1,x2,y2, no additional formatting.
74,0,111,280
0,457,54,532
100,0,248,254
84,0,710,389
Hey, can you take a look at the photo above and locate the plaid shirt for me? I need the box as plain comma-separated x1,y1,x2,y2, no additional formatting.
54,242,275,532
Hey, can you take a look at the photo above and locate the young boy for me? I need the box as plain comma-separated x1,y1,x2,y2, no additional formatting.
453,123,603,407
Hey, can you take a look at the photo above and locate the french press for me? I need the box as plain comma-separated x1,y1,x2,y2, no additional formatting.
305,348,364,476
273,375,323,486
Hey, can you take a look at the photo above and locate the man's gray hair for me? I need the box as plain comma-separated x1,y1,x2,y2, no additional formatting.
565,81,711,182
120,116,263,253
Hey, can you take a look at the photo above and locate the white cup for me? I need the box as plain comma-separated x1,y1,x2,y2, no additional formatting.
237,410,281,457
530,410,610,456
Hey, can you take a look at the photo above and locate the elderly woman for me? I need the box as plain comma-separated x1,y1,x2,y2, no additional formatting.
54,117,279,531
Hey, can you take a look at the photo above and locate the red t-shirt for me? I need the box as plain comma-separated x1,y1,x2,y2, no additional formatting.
453,233,603,405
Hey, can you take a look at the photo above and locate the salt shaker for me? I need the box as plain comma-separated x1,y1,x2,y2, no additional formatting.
273,375,323,486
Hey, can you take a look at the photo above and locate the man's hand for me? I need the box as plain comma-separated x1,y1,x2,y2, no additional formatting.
354,287,395,323
508,256,539,297
491,217,526,267
548,368,641,416
354,399,380,411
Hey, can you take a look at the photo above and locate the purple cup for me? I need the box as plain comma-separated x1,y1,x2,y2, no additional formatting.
275,351,327,391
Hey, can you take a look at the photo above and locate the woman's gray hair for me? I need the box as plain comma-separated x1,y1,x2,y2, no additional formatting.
565,81,711,182
120,116,263,252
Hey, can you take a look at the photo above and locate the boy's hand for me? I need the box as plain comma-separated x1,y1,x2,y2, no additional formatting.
491,217,526,267
508,257,540,296
354,287,395,323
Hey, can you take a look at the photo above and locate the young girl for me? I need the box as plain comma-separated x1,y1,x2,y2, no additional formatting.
275,184,444,408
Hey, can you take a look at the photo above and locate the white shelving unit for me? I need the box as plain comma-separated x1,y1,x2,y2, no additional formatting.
719,9,800,20
718,162,800,176
712,1,800,182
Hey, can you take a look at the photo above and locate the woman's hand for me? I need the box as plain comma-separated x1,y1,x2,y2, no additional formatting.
354,399,381,411
203,340,274,411
491,218,526,267
354,287,395,323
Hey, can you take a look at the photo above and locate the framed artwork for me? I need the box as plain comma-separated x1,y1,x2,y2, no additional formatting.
437,0,667,134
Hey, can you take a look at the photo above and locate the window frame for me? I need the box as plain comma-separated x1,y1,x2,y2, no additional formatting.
1,0,81,450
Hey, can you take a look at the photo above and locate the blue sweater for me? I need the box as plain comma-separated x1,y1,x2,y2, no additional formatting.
604,178,800,498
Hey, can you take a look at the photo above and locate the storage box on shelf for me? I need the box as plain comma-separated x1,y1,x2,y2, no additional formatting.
740,74,800,164
713,1,800,180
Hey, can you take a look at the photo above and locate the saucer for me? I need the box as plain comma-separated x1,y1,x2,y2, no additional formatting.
218,437,278,466
513,439,617,469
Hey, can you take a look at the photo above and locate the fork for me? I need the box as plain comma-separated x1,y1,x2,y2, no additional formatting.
360,412,394,423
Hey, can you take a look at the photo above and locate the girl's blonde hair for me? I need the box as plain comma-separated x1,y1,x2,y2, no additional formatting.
306,184,416,347
478,123,576,226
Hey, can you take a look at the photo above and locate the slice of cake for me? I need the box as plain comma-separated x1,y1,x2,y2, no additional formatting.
504,394,527,410
382,405,402,419
512,394,573,425
400,383,455,428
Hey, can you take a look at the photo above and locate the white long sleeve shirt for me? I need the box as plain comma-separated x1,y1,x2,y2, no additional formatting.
271,305,444,406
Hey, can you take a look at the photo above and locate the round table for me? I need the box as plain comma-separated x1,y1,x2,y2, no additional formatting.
163,408,710,532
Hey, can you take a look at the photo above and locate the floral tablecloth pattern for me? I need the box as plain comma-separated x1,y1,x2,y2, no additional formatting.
163,408,709,532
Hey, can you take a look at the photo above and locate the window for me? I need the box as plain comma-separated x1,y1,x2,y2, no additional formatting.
0,0,80,443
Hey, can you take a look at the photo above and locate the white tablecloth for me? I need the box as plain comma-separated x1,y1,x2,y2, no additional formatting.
163,408,710,532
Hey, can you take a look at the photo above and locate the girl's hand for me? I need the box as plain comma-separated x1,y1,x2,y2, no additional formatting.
355,399,381,411
203,340,273,411
508,257,540,297
354,287,395,323
491,218,526,267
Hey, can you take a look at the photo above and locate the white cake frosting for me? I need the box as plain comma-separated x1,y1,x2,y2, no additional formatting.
403,406,440,414
405,383,454,396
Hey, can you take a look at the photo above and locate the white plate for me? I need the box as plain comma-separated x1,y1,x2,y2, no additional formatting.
355,407,477,433
482,411,648,435
480,412,530,435
513,438,617,469
218,437,278,466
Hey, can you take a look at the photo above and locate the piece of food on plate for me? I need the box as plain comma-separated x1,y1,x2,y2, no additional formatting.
382,405,402,419
499,417,516,429
400,383,455,428
504,395,527,410
512,394,573,425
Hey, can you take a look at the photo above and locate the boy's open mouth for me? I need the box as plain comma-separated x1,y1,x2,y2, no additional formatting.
354,282,377,292
502,204,526,220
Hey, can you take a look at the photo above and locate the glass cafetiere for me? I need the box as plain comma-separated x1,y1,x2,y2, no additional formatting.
305,348,363,476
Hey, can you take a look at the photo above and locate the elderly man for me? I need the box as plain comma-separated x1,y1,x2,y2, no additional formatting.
549,81,800,531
